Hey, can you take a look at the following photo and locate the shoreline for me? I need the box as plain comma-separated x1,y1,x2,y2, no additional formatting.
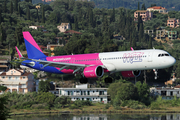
10,109,180,116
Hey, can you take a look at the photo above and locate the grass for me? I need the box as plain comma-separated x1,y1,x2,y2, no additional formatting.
9,103,180,116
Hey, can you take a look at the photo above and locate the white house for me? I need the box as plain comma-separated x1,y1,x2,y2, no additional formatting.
50,84,109,104
150,86,180,100
0,69,35,94
57,23,71,32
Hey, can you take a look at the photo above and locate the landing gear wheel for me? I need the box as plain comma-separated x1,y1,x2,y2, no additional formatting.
79,77,88,83
105,77,112,83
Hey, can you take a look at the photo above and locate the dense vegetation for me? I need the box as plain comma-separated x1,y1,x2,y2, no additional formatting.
0,92,92,110
35,0,180,11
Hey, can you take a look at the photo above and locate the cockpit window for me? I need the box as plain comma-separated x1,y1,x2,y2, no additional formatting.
158,53,170,57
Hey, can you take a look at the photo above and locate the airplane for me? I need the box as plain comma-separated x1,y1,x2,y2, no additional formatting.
15,31,176,83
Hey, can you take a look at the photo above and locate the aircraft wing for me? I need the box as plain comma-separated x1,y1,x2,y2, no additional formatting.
22,58,98,73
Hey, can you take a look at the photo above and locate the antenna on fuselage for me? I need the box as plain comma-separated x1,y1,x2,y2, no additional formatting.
153,47,155,50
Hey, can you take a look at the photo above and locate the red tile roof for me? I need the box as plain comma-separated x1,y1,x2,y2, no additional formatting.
64,30,82,34
148,6,167,10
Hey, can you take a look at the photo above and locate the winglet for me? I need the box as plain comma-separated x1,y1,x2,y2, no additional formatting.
131,47,134,51
15,46,23,58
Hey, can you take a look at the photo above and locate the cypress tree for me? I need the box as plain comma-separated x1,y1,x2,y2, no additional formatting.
26,6,30,20
3,0,7,13
139,23,144,42
148,36,152,49
74,16,78,31
14,0,18,12
110,7,115,23
36,9,39,22
89,8,94,27
18,4,21,16
141,3,146,10
138,2,140,10
10,1,13,14
41,5,45,23
0,9,2,23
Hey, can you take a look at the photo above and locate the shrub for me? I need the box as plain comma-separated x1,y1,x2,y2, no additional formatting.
105,103,110,109
31,103,50,110
69,104,79,109
121,100,147,109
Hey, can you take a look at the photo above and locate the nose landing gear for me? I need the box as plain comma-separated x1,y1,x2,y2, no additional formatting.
153,69,158,79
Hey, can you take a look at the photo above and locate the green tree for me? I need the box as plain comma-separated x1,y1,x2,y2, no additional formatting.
138,2,140,10
110,7,115,23
14,0,18,12
10,1,13,14
148,35,152,49
3,0,7,13
54,96,71,108
38,81,51,92
36,92,56,105
115,82,137,101
26,6,30,20
42,5,45,23
135,81,150,104
0,85,7,91
0,96,9,120
0,9,2,23
141,3,146,10
18,4,21,16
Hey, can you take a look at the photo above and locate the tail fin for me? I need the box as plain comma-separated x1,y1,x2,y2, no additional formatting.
15,46,23,58
23,31,47,59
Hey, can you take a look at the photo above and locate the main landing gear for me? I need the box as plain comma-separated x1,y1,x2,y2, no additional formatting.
79,77,88,83
153,69,158,79
105,77,113,83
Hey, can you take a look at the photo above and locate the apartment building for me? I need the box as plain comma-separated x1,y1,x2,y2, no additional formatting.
147,6,168,13
167,18,179,28
50,84,109,103
0,69,35,94
134,10,153,21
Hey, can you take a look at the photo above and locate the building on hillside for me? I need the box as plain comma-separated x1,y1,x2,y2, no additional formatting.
0,59,10,72
0,69,35,94
50,84,109,104
29,26,45,30
134,10,153,21
144,30,154,37
165,73,176,85
47,44,64,56
150,85,180,100
147,6,168,14
57,23,71,32
167,18,179,28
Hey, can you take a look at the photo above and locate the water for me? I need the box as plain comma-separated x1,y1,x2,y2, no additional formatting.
10,113,180,120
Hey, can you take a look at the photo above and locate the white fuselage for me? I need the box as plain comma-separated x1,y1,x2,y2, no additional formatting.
99,49,176,72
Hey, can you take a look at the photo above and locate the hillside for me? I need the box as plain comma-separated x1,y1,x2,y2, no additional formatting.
34,0,180,11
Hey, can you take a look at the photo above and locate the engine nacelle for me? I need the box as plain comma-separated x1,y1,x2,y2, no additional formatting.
83,66,104,78
121,70,141,78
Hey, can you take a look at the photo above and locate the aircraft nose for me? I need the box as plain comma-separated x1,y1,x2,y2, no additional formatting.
169,57,176,66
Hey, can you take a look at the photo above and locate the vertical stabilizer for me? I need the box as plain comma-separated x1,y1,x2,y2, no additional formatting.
23,31,47,59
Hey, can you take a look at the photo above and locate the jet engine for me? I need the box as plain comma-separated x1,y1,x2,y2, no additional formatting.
83,66,104,78
121,70,141,77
